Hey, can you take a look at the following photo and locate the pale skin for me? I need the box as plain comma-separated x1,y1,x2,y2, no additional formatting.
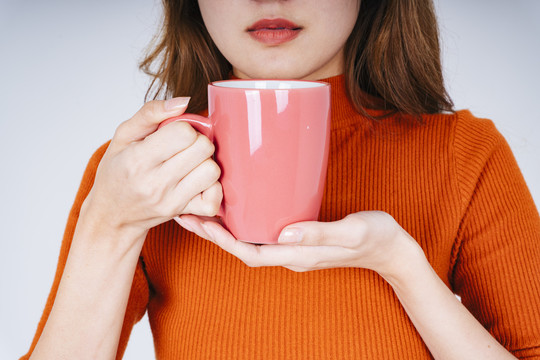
30,1,516,359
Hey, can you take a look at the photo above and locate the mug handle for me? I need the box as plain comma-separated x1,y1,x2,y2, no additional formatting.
158,113,214,141
159,114,224,218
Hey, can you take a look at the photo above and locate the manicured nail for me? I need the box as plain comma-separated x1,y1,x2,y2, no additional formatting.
201,222,215,240
174,216,193,232
278,227,304,244
164,97,190,111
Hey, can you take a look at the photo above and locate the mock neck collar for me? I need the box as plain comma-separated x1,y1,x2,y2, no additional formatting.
317,74,366,130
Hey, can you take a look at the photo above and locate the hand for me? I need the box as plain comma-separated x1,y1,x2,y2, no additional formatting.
175,211,423,277
82,97,223,239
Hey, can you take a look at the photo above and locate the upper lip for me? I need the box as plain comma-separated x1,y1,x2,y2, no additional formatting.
247,18,302,31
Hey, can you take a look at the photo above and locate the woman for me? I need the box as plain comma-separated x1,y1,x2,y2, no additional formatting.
22,0,540,359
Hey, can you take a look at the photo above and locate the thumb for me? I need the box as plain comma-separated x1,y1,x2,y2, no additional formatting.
113,97,190,147
278,217,359,246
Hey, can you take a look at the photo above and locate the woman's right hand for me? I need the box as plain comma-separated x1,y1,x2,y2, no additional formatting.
29,98,216,360
81,97,222,240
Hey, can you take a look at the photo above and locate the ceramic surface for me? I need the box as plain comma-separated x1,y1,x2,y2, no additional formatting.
163,79,331,244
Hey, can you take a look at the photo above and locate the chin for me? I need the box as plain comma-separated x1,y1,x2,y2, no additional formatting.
237,66,317,80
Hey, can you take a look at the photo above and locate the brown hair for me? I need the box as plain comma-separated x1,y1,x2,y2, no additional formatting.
140,0,453,117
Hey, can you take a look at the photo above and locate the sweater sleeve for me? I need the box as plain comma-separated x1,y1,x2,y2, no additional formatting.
19,142,150,360
450,111,540,358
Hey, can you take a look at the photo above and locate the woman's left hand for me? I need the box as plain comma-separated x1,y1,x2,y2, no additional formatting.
174,211,423,277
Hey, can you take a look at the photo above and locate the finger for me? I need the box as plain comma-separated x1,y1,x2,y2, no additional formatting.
192,218,351,270
173,159,221,214
277,216,364,247
198,219,290,267
182,182,223,217
199,220,268,266
136,121,199,165
112,97,190,148
174,214,213,240
283,265,308,272
284,263,339,272
158,133,215,179
176,215,234,247
250,244,348,268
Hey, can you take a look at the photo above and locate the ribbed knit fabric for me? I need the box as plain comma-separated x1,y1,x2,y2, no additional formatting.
22,75,540,359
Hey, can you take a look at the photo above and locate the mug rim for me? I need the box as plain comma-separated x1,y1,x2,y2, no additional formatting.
211,79,329,90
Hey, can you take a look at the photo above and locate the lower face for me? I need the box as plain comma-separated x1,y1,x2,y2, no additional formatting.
197,0,360,80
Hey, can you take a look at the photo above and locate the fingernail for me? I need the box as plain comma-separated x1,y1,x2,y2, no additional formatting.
174,216,194,232
201,222,215,240
164,97,190,111
278,227,303,244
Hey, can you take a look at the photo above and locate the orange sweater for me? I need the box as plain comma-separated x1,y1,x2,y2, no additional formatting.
22,75,540,359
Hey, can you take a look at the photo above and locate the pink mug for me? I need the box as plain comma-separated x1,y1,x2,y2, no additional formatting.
162,79,331,244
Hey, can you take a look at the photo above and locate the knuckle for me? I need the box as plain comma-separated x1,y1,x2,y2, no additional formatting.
212,163,222,180
343,214,370,245
211,181,223,196
378,211,396,224
201,201,220,217
241,249,261,268
113,120,130,139
140,100,161,120
204,160,222,180
196,134,216,156
344,212,364,223
200,185,223,218
123,161,139,181
214,184,224,203
139,182,161,204
161,199,181,217
115,149,136,175
124,169,162,205
179,198,194,215
126,146,148,173
175,121,198,145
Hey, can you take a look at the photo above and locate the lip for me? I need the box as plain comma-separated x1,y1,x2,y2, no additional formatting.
247,18,303,46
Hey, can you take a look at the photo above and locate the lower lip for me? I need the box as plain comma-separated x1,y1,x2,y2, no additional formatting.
248,29,301,45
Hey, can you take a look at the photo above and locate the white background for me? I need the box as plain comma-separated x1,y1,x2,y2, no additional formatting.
1,1,538,358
